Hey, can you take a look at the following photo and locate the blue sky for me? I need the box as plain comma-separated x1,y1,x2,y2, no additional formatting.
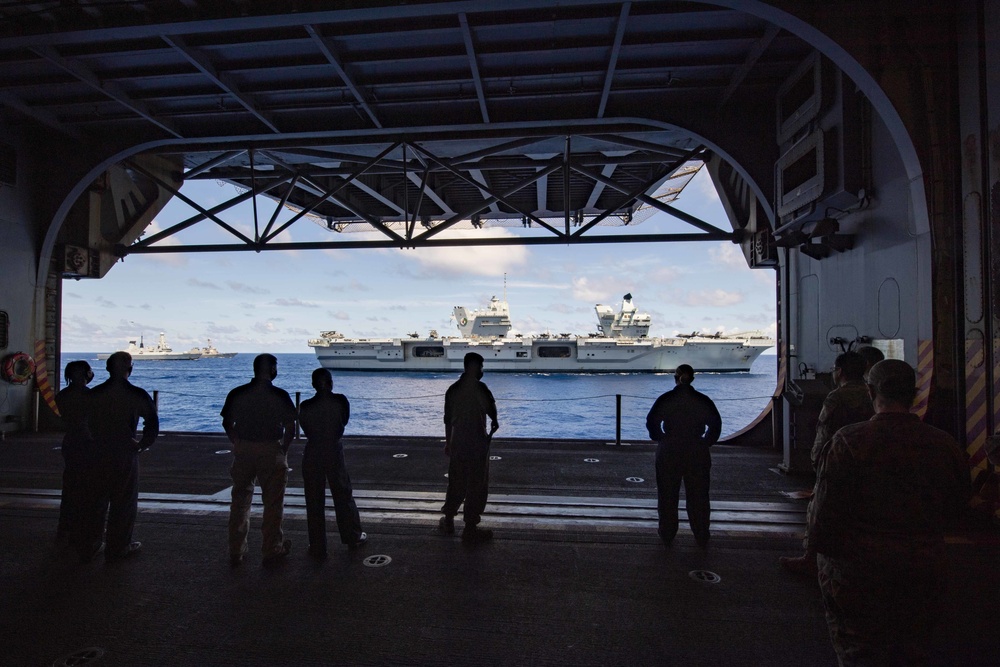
61,169,777,353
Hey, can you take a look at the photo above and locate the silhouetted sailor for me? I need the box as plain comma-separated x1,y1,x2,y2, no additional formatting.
440,352,499,542
298,368,367,558
85,351,158,563
646,364,721,547
55,360,93,551
810,359,970,665
221,353,297,566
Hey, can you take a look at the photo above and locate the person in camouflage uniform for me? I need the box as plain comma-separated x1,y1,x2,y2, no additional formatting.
781,351,874,576
809,359,970,666
809,351,874,469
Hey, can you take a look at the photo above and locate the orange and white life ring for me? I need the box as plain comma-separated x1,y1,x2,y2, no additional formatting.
1,352,35,385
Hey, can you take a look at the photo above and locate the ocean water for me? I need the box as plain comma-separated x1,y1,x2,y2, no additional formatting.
61,353,778,441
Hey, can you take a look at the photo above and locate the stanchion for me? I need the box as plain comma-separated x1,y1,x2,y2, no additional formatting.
153,390,159,411
616,394,621,446
294,391,301,439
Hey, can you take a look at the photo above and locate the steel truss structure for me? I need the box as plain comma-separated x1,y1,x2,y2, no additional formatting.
0,1,811,259
123,127,731,255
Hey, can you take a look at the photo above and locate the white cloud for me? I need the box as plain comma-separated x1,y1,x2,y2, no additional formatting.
648,266,681,283
140,253,189,267
187,278,222,290
692,168,723,204
708,243,748,269
326,279,372,293
683,289,744,307
227,281,270,295
142,220,182,246
272,297,318,308
252,320,279,334
134,220,190,266
571,276,610,302
404,229,529,276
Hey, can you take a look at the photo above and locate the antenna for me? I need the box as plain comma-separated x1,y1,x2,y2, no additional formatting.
503,272,507,302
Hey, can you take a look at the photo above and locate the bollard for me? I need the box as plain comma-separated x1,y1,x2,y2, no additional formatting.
616,394,622,446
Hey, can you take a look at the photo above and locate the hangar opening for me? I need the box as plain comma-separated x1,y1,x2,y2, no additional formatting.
4,1,984,475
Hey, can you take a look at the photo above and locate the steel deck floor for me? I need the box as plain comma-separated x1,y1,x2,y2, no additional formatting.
1,432,997,666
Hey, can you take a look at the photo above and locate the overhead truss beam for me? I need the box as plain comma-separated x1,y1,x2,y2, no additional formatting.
119,232,734,257
119,129,724,256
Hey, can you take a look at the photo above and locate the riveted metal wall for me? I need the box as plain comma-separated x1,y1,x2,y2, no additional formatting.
957,3,996,482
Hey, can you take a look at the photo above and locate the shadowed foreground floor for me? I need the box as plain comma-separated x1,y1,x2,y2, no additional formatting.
1,433,997,666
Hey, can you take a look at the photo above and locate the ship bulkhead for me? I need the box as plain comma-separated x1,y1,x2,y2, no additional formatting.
313,338,402,370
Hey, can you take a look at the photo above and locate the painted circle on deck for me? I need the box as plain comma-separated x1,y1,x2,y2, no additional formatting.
625,476,645,483
393,453,408,458
689,570,722,584
363,554,392,568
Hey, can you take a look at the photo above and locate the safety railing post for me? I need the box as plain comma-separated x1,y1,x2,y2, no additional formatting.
153,390,159,411
294,391,301,440
616,394,622,446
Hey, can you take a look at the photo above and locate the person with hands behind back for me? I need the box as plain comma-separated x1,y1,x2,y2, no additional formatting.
440,352,499,543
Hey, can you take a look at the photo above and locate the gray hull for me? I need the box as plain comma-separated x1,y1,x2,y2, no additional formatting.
312,337,773,373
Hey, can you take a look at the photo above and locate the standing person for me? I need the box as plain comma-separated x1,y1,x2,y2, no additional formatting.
808,352,873,469
645,364,722,547
781,351,874,575
809,359,970,665
221,353,297,566
298,367,367,559
440,352,499,543
54,360,94,551
86,351,159,563
855,345,885,380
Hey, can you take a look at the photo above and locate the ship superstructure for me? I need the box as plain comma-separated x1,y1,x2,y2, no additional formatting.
191,339,237,359
98,332,202,361
309,295,773,373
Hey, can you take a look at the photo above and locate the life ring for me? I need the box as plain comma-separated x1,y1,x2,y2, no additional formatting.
1,352,35,385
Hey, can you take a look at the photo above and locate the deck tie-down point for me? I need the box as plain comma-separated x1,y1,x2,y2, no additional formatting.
364,554,392,568
52,647,105,666
689,570,721,584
